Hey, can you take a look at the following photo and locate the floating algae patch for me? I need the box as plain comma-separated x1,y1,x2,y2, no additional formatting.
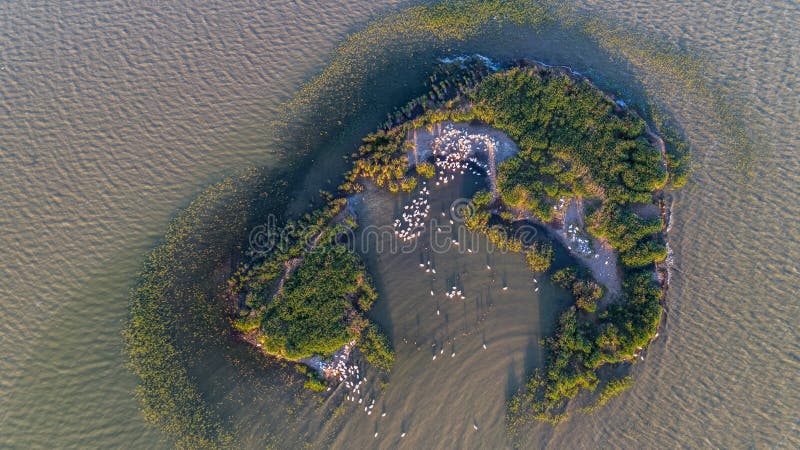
124,168,294,448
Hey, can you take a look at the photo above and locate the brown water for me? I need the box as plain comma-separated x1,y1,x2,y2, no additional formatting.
338,172,576,448
1,0,798,448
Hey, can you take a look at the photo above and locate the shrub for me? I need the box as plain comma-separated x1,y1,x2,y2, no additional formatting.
500,211,515,221
526,242,554,272
587,203,663,253
573,280,603,313
259,232,375,360
464,209,490,231
232,314,261,333
580,375,633,413
596,376,633,407
485,225,523,253
360,323,394,371
471,190,494,208
551,267,577,289
416,161,435,178
620,239,668,268
472,67,668,207
400,177,418,192
301,368,328,392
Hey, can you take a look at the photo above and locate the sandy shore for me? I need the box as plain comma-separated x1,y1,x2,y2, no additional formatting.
408,121,520,197
542,201,622,301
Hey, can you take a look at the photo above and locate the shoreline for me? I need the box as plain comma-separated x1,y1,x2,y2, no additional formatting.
408,120,626,300
229,202,370,380
399,56,675,302
237,59,676,389
514,60,675,297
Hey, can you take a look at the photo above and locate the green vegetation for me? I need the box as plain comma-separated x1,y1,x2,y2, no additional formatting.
551,266,603,313
471,67,667,219
125,169,292,448
572,280,603,313
619,238,668,268
471,68,674,426
551,266,577,288
416,161,436,179
587,203,666,268
230,201,393,368
526,242,554,272
286,0,746,189
601,270,664,358
359,323,395,372
485,225,524,253
231,199,348,311
297,365,329,392
464,208,491,231
259,227,376,360
652,111,692,188
506,270,660,427
454,210,519,254
345,62,683,427
304,377,328,392
125,42,694,447
121,0,742,442
343,131,413,193
339,57,491,194
580,375,634,413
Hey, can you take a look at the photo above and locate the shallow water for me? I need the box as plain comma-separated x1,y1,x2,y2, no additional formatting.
1,0,798,448
338,171,576,449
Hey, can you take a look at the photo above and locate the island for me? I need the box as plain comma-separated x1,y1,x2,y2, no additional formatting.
227,56,686,425
227,197,394,391
124,55,689,446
